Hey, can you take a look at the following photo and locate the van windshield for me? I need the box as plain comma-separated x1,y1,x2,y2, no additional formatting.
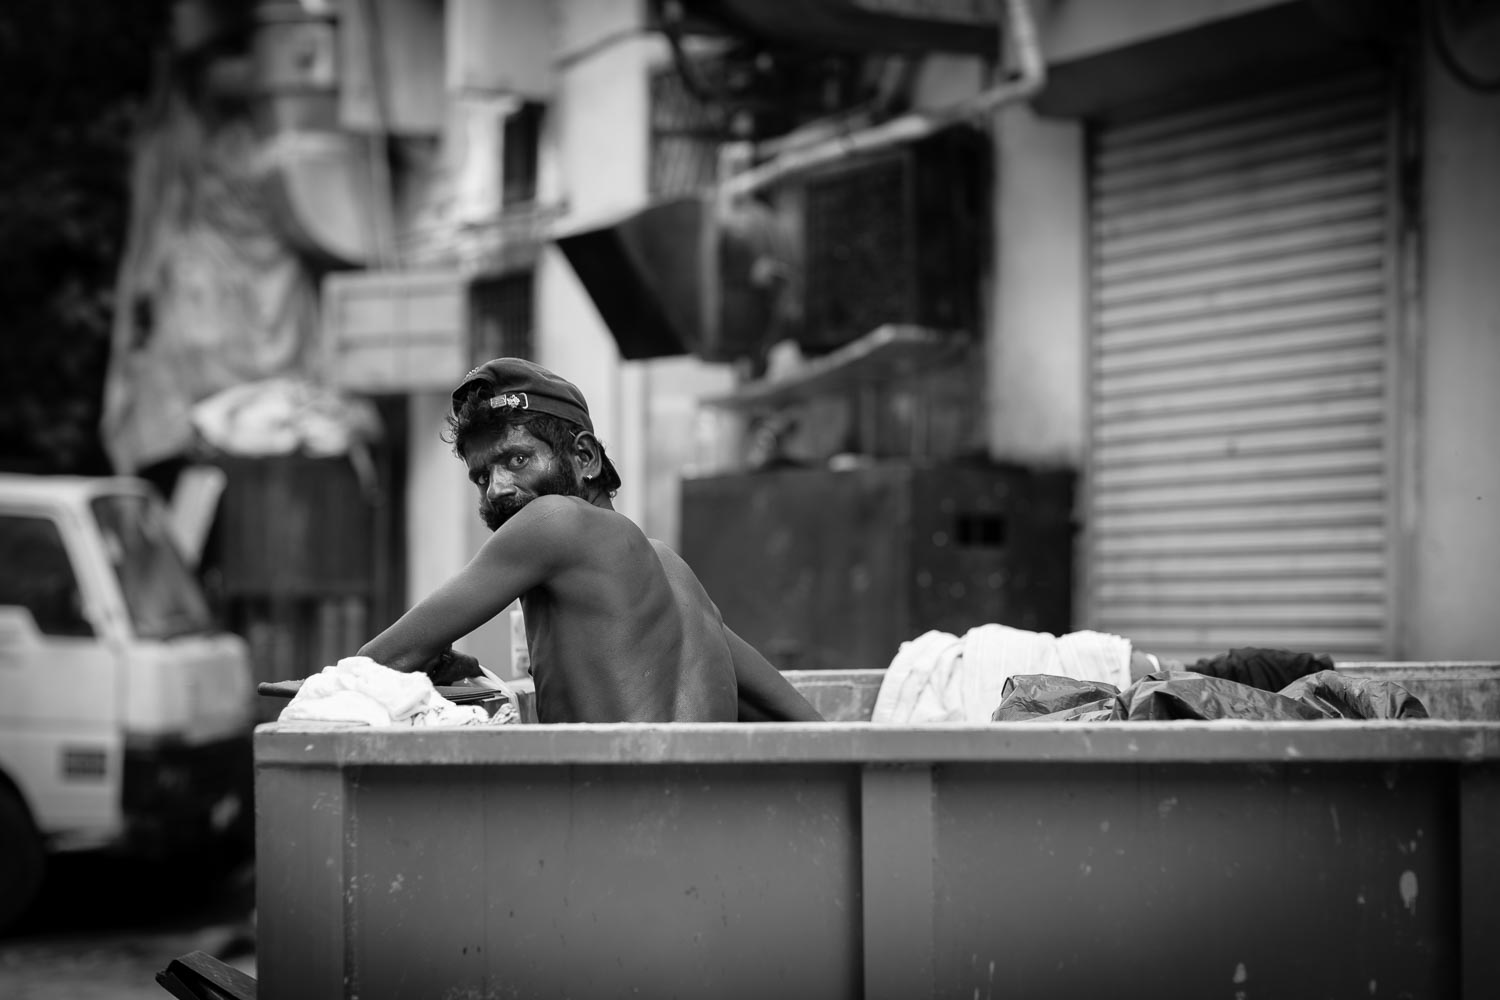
91,494,213,640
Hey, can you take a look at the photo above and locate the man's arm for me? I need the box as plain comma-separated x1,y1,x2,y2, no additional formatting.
726,626,823,722
357,497,573,674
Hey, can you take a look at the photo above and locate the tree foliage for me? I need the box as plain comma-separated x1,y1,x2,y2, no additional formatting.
0,0,172,473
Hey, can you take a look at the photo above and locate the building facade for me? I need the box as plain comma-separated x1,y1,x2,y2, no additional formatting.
156,0,1498,671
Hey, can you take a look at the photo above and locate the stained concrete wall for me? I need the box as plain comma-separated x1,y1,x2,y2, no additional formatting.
1409,46,1500,659
986,108,1086,468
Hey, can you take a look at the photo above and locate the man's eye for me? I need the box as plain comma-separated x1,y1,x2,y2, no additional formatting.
474,472,489,487
507,455,528,470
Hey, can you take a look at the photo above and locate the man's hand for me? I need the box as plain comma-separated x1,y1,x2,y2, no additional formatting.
424,647,483,685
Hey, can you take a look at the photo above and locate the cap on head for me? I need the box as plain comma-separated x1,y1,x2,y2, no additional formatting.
451,358,622,491
450,358,595,431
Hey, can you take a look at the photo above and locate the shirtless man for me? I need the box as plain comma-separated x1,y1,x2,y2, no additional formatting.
357,357,822,724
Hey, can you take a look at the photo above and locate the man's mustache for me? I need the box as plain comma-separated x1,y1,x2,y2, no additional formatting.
480,491,535,528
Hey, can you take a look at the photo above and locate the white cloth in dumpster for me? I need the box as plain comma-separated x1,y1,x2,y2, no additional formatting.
278,656,518,726
872,625,1134,724
992,669,1430,722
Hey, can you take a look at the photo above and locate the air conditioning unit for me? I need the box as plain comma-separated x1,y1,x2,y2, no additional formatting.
791,124,989,354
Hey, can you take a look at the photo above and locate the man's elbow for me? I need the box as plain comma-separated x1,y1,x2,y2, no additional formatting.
356,640,421,674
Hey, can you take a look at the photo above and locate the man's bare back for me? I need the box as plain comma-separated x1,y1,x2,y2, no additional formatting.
508,495,738,722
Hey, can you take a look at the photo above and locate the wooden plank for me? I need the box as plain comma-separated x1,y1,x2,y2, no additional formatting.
861,764,935,1000
157,952,257,1000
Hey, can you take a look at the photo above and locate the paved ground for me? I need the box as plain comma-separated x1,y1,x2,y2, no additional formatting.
0,853,256,1000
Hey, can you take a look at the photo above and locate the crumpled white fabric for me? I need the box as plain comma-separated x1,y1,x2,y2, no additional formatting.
872,625,1134,724
190,376,382,458
278,656,517,727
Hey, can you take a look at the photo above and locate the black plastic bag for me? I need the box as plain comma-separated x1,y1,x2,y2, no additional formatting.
1279,670,1430,720
992,674,1121,722
1115,670,1328,721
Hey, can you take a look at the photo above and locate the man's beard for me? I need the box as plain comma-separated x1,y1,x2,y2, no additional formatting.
479,465,583,531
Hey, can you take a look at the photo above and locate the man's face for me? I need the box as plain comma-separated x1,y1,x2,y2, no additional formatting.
464,424,583,530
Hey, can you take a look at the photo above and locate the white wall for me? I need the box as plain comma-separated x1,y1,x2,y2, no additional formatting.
1408,46,1500,659
405,391,470,604
539,0,652,526
545,1,743,547
986,107,1086,467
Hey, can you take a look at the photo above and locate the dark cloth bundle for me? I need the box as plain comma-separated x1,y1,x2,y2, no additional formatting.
1187,646,1334,693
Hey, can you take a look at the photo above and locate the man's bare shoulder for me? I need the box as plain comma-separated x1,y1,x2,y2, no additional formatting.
649,537,683,564
487,495,646,553
649,539,718,602
473,495,593,557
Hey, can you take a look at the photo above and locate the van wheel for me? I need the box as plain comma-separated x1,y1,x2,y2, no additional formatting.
0,786,45,934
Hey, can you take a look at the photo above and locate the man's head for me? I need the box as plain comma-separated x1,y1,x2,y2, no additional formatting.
446,358,622,529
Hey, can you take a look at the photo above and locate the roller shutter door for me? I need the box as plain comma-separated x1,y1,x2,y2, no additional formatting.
1085,71,1396,662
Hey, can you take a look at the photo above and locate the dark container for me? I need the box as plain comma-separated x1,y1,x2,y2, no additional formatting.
680,461,1075,671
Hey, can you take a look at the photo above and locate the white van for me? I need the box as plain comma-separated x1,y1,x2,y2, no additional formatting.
0,474,255,931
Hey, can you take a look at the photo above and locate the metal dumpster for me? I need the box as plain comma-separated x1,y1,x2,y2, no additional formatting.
255,710,1500,1000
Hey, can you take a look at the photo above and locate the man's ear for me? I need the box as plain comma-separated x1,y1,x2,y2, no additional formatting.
573,431,604,483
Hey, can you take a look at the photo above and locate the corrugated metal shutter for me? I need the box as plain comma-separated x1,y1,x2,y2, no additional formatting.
1085,71,1395,662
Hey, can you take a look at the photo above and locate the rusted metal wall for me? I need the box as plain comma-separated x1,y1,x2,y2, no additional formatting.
256,720,1500,999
